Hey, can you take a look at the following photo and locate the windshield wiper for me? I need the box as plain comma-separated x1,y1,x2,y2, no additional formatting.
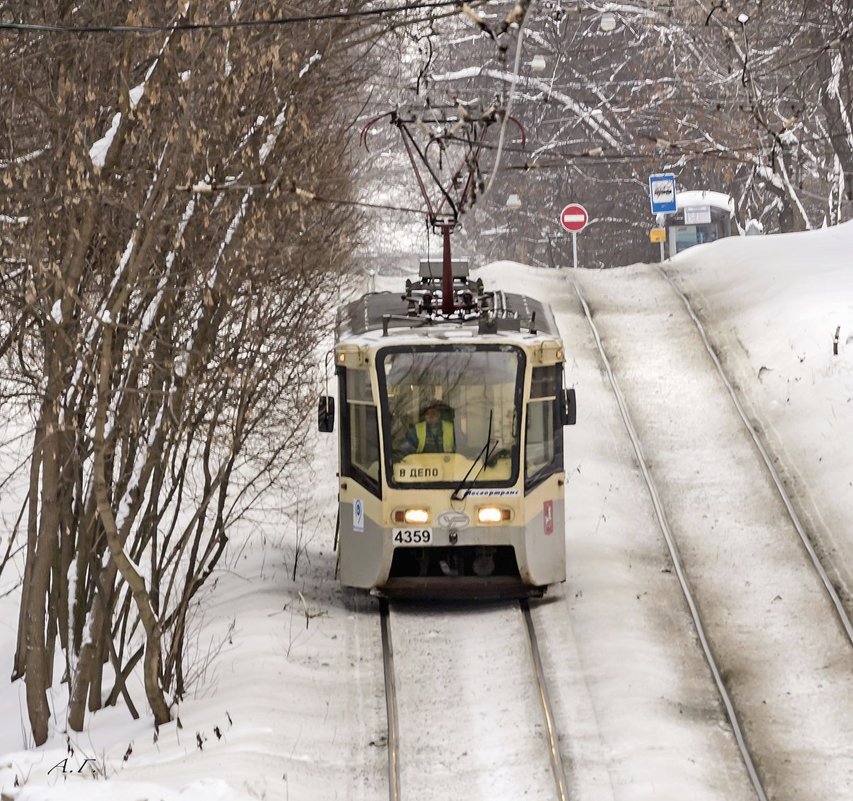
450,410,496,501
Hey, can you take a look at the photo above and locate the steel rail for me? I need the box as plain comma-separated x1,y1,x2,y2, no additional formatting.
656,265,853,646
379,599,401,801
568,275,769,801
520,599,571,801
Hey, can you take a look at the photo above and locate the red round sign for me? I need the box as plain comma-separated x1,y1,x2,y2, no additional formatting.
560,203,588,233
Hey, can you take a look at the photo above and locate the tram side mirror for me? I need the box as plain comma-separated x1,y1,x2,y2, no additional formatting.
558,388,577,426
318,396,335,433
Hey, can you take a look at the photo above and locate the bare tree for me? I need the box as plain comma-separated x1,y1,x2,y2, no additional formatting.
391,0,851,268
0,0,373,744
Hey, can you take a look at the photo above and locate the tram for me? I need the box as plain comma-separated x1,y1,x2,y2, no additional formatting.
318,258,576,598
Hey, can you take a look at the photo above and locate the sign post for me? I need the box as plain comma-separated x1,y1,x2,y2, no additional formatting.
649,174,677,262
560,203,588,269
650,226,667,263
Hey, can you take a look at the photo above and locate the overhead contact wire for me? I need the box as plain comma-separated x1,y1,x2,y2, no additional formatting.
0,1,477,34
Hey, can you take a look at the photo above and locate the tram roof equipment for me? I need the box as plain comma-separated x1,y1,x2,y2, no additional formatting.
335,269,560,342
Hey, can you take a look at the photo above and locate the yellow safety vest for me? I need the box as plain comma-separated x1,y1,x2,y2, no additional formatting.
415,420,454,453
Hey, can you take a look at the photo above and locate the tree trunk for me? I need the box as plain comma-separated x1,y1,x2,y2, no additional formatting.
67,604,102,732
817,48,853,218
23,405,61,746
93,324,171,727
13,420,44,681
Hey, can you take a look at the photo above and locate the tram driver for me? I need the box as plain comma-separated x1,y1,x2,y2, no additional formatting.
398,399,456,456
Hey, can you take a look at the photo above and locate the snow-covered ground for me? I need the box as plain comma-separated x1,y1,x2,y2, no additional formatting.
1,221,851,800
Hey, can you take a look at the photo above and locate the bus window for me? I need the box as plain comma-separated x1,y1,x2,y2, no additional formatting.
378,345,523,487
343,368,380,493
525,365,563,490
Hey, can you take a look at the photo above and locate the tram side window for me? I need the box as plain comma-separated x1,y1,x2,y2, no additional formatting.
344,369,380,493
525,366,563,490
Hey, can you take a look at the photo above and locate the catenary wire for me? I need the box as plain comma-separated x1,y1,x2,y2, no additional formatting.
0,1,484,35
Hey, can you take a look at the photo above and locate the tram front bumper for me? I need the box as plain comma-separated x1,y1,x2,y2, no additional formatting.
338,501,565,593
376,575,546,601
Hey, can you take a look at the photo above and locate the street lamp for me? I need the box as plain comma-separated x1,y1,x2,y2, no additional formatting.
528,54,547,73
600,12,617,32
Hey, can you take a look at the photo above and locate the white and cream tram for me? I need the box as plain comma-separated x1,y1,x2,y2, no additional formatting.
318,260,576,598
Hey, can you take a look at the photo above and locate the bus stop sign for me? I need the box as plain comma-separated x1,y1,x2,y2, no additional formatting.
649,173,677,214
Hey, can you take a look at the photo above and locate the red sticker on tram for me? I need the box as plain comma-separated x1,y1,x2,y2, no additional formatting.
543,500,554,536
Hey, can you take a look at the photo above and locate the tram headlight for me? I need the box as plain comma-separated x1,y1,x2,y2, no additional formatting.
394,508,430,525
476,506,512,524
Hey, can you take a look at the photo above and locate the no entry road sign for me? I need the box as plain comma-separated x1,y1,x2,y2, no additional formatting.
560,203,588,233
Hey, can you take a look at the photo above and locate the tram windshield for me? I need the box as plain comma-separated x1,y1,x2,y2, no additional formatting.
378,345,524,488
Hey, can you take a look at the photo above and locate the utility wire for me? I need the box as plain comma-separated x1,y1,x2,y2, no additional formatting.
0,0,478,35
182,180,428,217
478,1,531,202
443,130,848,163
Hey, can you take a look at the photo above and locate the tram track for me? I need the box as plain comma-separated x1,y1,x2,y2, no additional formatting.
568,266,853,798
378,598,570,801
520,599,571,801
654,264,853,645
568,275,768,801
358,259,853,800
380,600,402,801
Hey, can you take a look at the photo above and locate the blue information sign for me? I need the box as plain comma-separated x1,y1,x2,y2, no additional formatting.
649,173,677,214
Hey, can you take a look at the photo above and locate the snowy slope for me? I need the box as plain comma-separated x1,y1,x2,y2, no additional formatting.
1,221,851,800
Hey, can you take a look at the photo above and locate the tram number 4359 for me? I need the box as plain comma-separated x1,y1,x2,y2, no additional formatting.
392,528,432,545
